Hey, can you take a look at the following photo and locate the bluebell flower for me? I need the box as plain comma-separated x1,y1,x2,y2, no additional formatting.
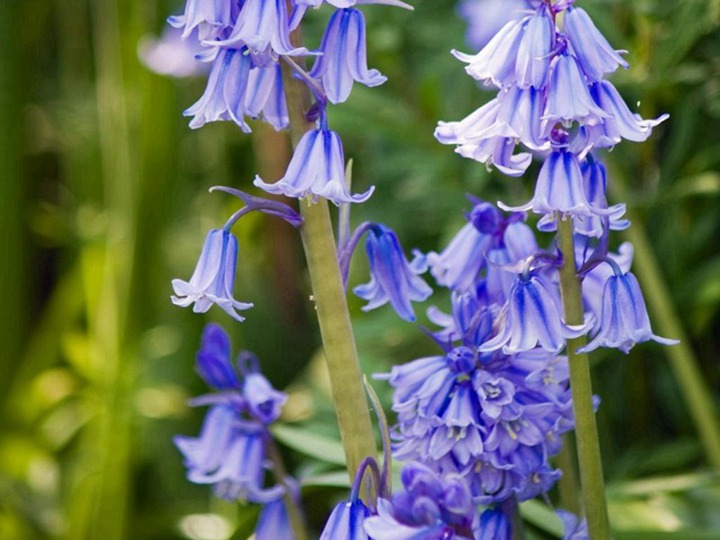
319,499,371,540
211,0,308,56
581,241,634,330
174,405,284,501
480,271,588,354
184,47,252,131
172,228,254,321
475,506,512,540
587,80,669,147
309,8,387,104
363,463,476,540
168,0,238,39
426,222,493,292
453,15,528,89
563,6,628,82
352,224,432,322
254,128,374,204
500,148,607,217
543,52,608,131
255,498,295,540
139,26,209,78
515,8,553,89
580,270,678,353
175,325,288,502
457,136,533,177
245,62,289,130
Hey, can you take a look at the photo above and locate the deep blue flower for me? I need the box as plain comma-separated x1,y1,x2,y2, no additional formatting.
254,128,374,204
363,463,476,540
211,0,308,56
580,270,678,353
353,224,432,322
196,323,240,390
563,6,628,82
310,8,386,104
475,506,512,540
171,228,254,321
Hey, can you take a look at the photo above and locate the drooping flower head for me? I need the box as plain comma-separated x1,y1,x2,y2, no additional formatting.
172,228,254,321
174,324,287,502
352,224,432,322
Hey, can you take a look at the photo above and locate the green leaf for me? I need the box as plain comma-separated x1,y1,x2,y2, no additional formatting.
270,424,347,466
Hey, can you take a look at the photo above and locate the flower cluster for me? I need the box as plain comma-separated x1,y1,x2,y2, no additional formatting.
174,324,298,537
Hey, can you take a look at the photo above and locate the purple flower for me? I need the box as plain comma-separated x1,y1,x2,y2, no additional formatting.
580,270,678,353
196,323,240,390
174,405,284,502
480,272,588,355
319,499,371,540
210,0,308,56
254,128,374,204
563,6,628,82
353,224,432,322
427,222,492,291
245,62,289,130
255,498,295,540
500,148,609,217
587,80,669,147
557,509,589,540
515,8,554,89
168,0,237,39
543,53,608,130
171,228,254,321
363,463,475,540
310,8,387,104
453,16,529,89
475,507,512,540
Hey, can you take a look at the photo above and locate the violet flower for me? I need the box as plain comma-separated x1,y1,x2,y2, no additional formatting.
171,228,254,321
310,8,387,104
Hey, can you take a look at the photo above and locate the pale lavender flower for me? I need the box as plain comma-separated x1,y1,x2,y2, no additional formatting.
245,62,289,130
171,229,254,321
563,6,628,82
254,128,374,204
184,47,253,131
479,272,588,355
515,8,554,89
168,0,238,39
543,52,608,131
211,0,308,56
580,270,679,353
309,8,387,104
557,509,589,540
353,224,432,322
587,80,669,147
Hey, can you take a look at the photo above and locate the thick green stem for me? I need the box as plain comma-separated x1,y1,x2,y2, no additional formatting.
279,56,377,481
556,434,581,515
557,217,610,539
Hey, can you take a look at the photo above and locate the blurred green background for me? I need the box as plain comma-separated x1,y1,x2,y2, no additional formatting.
1,0,720,538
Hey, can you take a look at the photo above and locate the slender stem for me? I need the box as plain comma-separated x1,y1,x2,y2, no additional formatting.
279,41,377,484
556,434,581,515
265,434,309,540
557,216,610,539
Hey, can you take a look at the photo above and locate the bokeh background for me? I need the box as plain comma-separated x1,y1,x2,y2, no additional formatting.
1,0,720,538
